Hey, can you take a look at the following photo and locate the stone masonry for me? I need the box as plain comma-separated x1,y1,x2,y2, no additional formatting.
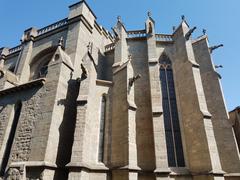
0,1,240,180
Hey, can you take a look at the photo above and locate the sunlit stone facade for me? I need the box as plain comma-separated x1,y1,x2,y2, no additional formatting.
0,1,240,179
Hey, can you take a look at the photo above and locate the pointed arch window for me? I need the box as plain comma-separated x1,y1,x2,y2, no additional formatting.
159,55,185,167
29,48,55,80
98,95,106,163
37,60,49,79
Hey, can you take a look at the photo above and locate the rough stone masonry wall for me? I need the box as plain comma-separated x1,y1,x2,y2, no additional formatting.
10,89,44,162
0,105,13,148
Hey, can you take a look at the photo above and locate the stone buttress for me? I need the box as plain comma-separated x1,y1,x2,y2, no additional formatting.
145,16,171,179
172,21,225,179
192,36,240,178
110,19,140,180
0,1,240,180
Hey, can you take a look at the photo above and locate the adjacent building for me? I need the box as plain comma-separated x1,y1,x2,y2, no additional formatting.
229,107,240,153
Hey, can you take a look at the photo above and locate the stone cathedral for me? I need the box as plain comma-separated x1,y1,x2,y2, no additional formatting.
0,1,240,180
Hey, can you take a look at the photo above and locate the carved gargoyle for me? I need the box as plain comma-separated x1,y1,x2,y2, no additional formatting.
129,74,141,87
185,27,197,40
209,44,223,53
215,65,223,69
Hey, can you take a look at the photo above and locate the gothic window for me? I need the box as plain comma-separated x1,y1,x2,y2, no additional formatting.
29,48,55,80
8,64,15,73
98,95,106,163
159,55,185,167
0,102,22,176
37,61,49,79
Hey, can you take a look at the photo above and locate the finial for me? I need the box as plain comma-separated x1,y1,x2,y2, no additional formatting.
203,29,207,35
181,15,185,21
147,11,152,18
117,16,121,22
173,26,176,32
128,54,132,61
58,37,64,48
185,26,197,40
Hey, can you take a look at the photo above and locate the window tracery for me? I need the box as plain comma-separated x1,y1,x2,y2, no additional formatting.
159,54,185,167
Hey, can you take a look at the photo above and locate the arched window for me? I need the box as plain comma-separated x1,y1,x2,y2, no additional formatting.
159,55,185,167
37,60,49,78
8,64,15,73
98,95,106,163
29,47,56,80
0,102,22,176
30,57,51,80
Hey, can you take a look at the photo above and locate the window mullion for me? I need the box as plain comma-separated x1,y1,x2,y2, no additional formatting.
164,67,178,167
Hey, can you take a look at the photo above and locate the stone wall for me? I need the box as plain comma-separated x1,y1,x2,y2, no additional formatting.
1,1,240,179
128,39,156,170
11,92,44,162
0,105,13,148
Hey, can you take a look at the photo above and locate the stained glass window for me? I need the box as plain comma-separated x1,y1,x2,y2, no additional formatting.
159,56,185,167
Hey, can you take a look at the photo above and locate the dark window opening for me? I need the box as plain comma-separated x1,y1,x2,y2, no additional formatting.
159,56,185,167
37,61,49,79
38,65,48,78
98,95,106,163
8,65,15,73
0,102,22,176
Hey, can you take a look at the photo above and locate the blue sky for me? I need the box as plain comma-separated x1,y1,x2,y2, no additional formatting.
0,0,239,110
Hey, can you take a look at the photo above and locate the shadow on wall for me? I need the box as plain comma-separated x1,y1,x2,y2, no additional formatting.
53,78,81,180
0,101,22,177
97,50,113,81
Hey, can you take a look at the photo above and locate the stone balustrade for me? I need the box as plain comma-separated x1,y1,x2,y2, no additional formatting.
127,30,146,38
127,31,173,42
105,43,115,52
9,45,22,55
37,18,68,36
155,34,173,42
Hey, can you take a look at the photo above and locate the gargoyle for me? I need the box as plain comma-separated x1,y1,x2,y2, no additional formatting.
209,44,223,53
129,74,141,87
185,27,197,40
